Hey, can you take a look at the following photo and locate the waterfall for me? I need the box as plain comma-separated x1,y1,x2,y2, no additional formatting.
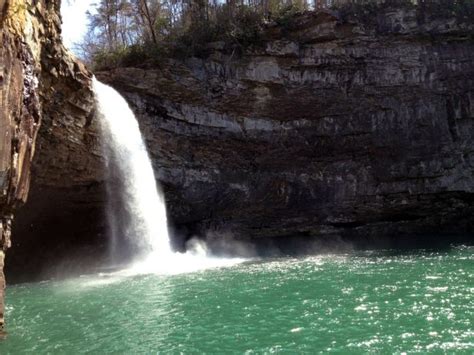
92,77,244,275
93,78,171,263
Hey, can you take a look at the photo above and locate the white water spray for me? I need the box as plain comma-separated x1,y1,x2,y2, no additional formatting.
93,78,244,275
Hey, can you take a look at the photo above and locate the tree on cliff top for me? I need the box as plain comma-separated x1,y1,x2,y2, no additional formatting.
76,0,314,67
76,0,474,69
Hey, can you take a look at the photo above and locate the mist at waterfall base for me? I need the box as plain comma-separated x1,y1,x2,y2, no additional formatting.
93,78,244,275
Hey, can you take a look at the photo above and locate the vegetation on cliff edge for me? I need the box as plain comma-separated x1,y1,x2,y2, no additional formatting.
75,0,474,70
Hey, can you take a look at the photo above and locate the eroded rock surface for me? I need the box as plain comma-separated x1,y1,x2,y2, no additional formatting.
98,9,474,253
0,0,98,328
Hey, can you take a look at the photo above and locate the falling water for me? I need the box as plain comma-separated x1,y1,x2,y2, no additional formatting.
93,77,244,275
93,78,171,262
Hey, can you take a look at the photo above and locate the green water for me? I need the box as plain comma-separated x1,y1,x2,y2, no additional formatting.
1,246,473,353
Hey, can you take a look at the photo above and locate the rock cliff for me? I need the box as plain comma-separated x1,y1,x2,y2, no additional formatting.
0,0,97,331
98,9,474,254
1,4,473,332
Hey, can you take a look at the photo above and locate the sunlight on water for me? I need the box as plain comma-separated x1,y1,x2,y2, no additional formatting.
2,247,472,353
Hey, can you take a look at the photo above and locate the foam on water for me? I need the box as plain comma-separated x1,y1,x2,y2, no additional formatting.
124,253,245,276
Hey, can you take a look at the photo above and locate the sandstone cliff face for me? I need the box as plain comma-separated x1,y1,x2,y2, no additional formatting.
98,9,474,253
0,0,97,329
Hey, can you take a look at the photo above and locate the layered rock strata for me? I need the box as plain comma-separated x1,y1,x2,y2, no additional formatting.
98,9,474,253
4,6,474,299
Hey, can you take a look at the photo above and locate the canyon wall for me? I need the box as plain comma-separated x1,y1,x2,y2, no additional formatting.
2,4,473,294
0,1,473,332
98,9,474,254
0,0,98,330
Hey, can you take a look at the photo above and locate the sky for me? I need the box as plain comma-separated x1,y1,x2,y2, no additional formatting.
61,0,96,51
